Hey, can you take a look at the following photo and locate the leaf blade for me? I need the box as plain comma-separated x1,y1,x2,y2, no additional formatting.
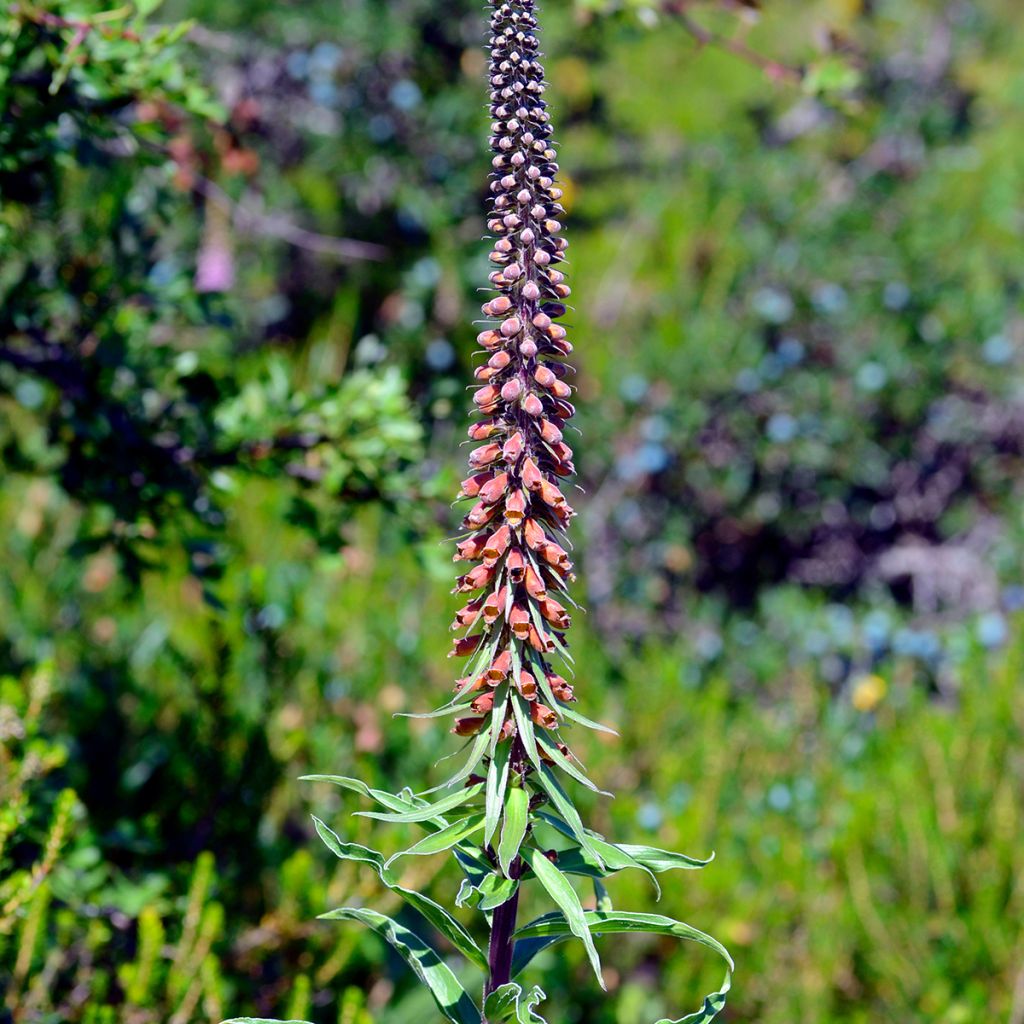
498,784,529,877
521,846,603,988
318,907,482,1024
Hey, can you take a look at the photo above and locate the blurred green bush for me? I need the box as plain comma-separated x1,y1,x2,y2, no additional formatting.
2,0,1023,1021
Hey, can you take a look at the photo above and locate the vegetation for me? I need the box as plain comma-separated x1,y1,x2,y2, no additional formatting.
2,0,1022,1021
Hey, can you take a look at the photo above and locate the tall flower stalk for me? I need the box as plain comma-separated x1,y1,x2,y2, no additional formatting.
228,3,732,1023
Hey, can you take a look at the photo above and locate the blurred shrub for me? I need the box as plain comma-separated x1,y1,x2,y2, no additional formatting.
566,1,1024,644
3,2,1023,1023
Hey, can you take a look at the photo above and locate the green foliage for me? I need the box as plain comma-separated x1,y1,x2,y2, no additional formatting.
3,0,1024,1022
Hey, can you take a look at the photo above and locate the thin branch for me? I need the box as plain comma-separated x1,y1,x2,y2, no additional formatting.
191,175,388,263
662,2,804,84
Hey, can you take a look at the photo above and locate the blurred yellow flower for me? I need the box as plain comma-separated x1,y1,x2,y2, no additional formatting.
851,673,887,712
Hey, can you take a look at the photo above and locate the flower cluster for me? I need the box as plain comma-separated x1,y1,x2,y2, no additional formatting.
450,0,578,745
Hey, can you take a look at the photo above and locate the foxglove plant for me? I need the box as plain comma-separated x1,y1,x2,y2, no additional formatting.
228,2,731,1022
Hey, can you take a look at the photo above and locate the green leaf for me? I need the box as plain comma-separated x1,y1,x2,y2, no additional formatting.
396,702,475,719
536,732,609,795
483,982,548,1023
534,767,605,870
220,1019,314,1023
485,743,511,846
387,814,486,865
498,784,529,877
318,908,481,1024
521,846,603,988
512,910,733,1023
425,728,491,794
617,844,713,873
311,817,487,971
356,782,484,823
803,55,861,96
457,871,519,912
511,694,543,771
557,705,619,736
300,775,426,816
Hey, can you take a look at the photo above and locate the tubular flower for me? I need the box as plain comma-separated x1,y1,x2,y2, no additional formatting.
450,0,578,748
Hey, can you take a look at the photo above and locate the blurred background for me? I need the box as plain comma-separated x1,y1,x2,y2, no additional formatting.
2,0,1023,1021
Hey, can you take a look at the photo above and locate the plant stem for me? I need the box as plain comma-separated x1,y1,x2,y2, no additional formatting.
483,734,527,1016
484,881,521,1006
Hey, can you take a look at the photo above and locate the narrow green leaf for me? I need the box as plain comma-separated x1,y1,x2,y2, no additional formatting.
386,814,485,865
318,907,481,1024
514,909,733,970
535,767,605,870
617,844,713,873
300,775,425,815
483,982,548,1023
422,728,491,794
521,847,603,988
485,742,511,846
311,817,487,971
511,694,543,772
557,705,619,736
396,702,475,719
488,683,510,757
536,732,609,795
357,782,484,823
498,784,529,877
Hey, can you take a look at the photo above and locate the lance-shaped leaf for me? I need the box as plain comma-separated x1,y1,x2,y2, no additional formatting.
497,784,529,877
318,907,481,1024
536,732,609,796
301,774,426,815
483,982,548,1023
484,743,511,846
557,705,619,737
533,768,605,870
386,814,485,866
511,692,543,772
512,909,733,1024
423,728,491,795
617,844,714,873
395,702,476,720
533,813,659,899
356,782,484,823
312,817,487,971
521,846,604,988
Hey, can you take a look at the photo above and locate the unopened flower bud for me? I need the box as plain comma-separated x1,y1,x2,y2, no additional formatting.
502,431,525,461
500,316,522,337
506,547,525,582
479,472,509,505
525,565,547,599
